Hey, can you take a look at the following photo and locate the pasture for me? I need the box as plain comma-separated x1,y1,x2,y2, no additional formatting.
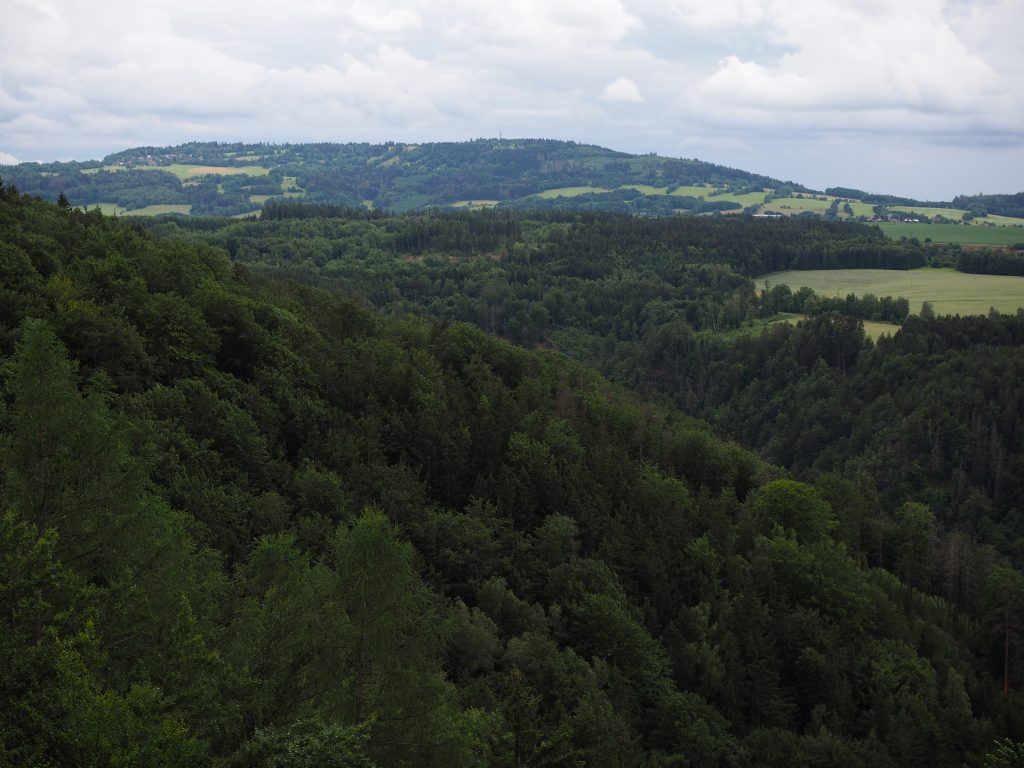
888,206,1024,227
535,186,609,198
760,267,1024,316
94,163,272,178
761,195,876,218
122,204,193,216
450,200,500,209
765,313,900,340
761,196,831,215
83,202,127,214
537,184,769,207
877,222,1024,245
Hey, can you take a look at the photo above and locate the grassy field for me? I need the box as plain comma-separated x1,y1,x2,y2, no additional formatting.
82,202,127,214
93,163,272,178
535,186,609,198
763,195,833,213
977,214,1024,227
755,194,877,218
570,184,769,206
82,202,193,216
450,200,500,209
877,222,1024,245
766,313,900,340
169,164,271,178
887,206,1024,227
890,205,966,220
760,267,1024,316
862,319,903,338
84,163,268,179
666,184,720,198
122,204,193,216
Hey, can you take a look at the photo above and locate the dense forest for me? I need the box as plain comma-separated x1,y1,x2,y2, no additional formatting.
152,207,1024,567
2,185,1024,766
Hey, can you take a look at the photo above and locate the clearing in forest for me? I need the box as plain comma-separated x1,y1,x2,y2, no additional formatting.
760,267,1024,316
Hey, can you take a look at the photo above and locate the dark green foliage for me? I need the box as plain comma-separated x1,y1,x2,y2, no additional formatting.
958,248,1024,276
0,186,1019,765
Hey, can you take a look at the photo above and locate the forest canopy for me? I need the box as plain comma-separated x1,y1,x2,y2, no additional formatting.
1,184,1023,766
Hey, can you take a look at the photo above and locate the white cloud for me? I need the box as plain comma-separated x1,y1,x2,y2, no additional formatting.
0,0,1020,196
602,77,645,103
0,150,19,165
638,0,765,29
696,1,999,120
349,2,422,34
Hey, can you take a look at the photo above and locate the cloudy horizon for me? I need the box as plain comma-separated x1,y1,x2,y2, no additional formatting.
2,0,1022,200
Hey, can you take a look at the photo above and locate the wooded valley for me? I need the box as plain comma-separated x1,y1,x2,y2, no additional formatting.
2,183,1024,766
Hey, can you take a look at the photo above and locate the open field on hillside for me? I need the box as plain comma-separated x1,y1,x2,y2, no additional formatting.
83,202,127,214
535,186,609,198
887,207,1024,227
450,200,500,208
980,215,1024,226
664,186,768,206
764,313,900,340
877,222,1024,245
537,184,769,206
122,204,193,216
761,196,831,214
165,164,271,178
91,163,272,178
860,319,903,338
760,267,1024,316
81,202,193,216
761,196,874,218
890,205,968,220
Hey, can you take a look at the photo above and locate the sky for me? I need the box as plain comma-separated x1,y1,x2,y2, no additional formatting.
1,0,1022,200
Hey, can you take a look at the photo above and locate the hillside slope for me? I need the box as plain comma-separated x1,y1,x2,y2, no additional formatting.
1,182,1021,765
2,138,802,216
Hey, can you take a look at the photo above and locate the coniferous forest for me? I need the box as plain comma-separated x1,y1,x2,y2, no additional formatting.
2,183,1024,767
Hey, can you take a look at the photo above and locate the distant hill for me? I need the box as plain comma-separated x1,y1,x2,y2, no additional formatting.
0,139,805,216
1,140,1022,230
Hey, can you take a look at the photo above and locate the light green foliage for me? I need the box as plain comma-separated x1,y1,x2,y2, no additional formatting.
751,479,836,543
231,718,376,768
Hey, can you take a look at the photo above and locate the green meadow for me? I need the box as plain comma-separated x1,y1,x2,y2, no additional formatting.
83,202,127,214
92,163,272,178
450,199,500,208
84,202,193,216
537,184,768,207
761,267,1024,316
889,206,1024,227
761,195,875,218
877,222,1024,245
123,204,193,216
535,186,609,198
765,313,900,340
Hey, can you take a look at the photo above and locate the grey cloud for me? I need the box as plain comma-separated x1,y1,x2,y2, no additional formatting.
0,0,1020,197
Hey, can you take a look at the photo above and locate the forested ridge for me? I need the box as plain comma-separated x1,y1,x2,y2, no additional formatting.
2,186,1024,766
1,139,799,216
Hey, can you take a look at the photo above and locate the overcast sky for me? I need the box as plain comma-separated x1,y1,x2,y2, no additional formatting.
2,0,1022,199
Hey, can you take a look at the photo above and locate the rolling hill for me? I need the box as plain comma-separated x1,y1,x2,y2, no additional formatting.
2,140,1023,242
